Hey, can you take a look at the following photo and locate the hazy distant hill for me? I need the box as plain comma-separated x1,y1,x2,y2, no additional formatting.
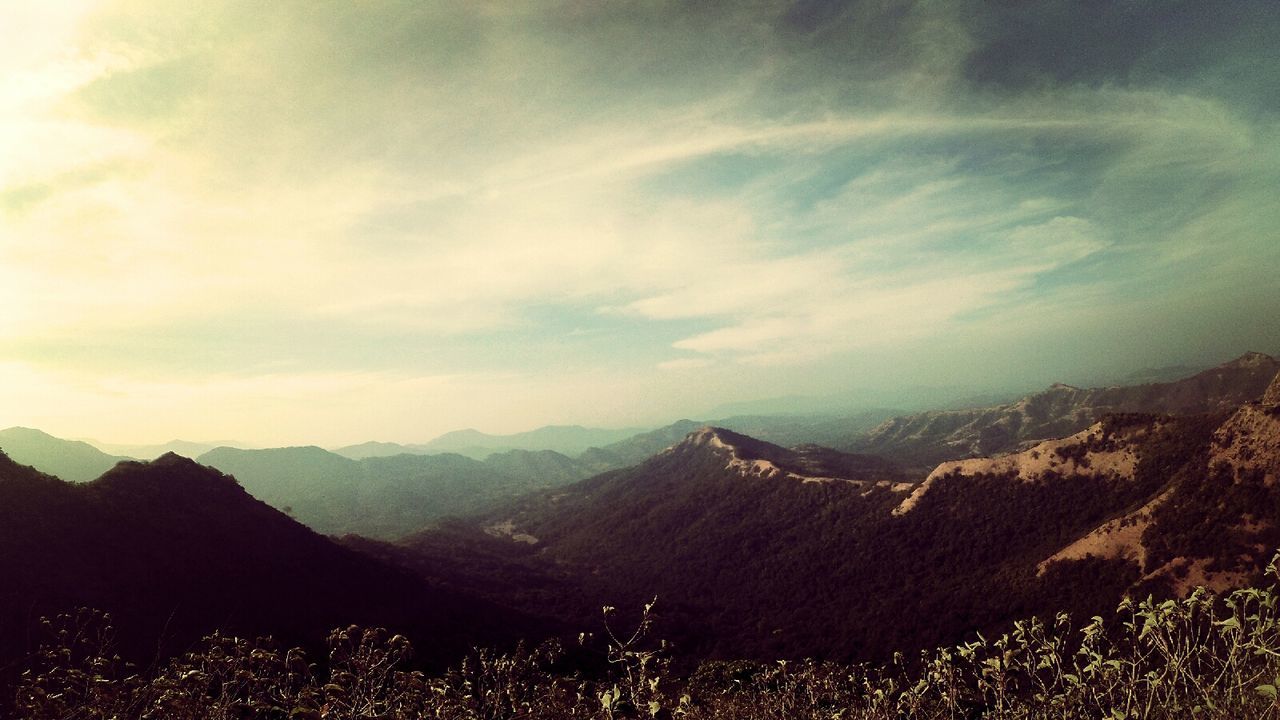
335,424,644,460
198,445,596,538
332,440,426,460
0,427,127,482
574,419,706,472
710,409,898,448
88,438,251,459
847,352,1280,468
0,451,532,668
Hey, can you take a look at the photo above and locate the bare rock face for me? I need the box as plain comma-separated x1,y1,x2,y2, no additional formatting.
1263,370,1280,406
671,427,911,486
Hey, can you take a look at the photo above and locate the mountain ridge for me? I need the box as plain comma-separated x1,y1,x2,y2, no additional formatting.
0,426,128,482
847,351,1280,467
389,361,1280,663
0,449,539,669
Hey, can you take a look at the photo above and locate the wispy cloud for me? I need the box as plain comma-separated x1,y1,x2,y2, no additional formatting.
0,0,1276,442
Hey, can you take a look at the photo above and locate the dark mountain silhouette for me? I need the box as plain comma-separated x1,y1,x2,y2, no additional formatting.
0,452,538,670
0,426,128,482
846,352,1280,468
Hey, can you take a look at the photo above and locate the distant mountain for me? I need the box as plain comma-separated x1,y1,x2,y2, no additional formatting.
0,451,535,669
198,445,596,538
574,419,705,471
397,368,1280,663
332,440,426,460
847,352,1280,468
198,446,363,533
0,427,127,482
336,425,645,460
88,438,251,459
710,409,899,448
1119,363,1211,385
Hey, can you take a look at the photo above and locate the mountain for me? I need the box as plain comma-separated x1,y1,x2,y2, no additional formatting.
569,410,900,474
925,367,1280,597
708,409,899,448
847,352,1280,468
0,451,536,669
197,445,596,538
336,424,645,461
397,428,935,660
573,419,706,472
87,438,250,459
331,440,425,460
0,427,128,482
198,446,362,532
396,366,1280,664
1119,363,1211,385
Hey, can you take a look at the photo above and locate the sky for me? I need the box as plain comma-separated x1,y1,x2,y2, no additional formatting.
1,0,1278,446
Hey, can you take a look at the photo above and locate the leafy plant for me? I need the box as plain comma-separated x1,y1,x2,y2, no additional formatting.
12,558,1280,718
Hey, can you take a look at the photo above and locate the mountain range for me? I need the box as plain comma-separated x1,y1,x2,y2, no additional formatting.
194,445,601,538
0,427,127,482
4,350,1279,670
844,351,1280,469
88,438,253,460
375,355,1280,663
5,353,1275,543
333,424,644,460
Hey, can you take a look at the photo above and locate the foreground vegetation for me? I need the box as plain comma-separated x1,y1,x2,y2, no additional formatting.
12,560,1280,720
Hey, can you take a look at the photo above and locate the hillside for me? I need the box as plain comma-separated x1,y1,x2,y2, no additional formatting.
335,424,644,460
394,367,1280,663
572,411,898,474
1047,370,1280,594
0,427,128,482
88,438,247,460
197,445,597,537
847,352,1280,467
0,451,536,670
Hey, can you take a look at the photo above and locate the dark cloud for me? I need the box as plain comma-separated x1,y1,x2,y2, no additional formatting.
963,0,1280,105
779,0,858,34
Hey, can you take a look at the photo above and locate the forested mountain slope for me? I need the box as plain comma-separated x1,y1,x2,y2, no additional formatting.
0,451,535,669
395,369,1280,664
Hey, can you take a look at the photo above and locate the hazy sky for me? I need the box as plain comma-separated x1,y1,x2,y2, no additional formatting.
2,1,1278,445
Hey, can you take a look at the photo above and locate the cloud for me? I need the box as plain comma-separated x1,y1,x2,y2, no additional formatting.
0,0,1276,442
657,358,716,371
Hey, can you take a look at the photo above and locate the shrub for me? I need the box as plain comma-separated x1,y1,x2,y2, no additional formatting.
12,560,1280,719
